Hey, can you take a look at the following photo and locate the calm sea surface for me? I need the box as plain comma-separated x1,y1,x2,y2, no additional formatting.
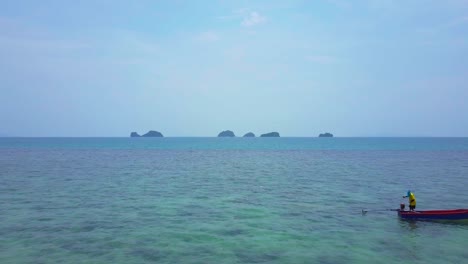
1,138,467,263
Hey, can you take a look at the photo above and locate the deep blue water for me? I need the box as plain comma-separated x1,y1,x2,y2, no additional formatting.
1,137,467,263
1,137,468,150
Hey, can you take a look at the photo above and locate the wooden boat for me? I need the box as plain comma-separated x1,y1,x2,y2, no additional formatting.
398,209,468,220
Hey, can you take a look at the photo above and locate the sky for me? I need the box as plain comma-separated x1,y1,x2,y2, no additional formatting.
1,0,467,137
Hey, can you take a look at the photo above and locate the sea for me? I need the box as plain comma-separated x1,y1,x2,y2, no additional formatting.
1,137,467,264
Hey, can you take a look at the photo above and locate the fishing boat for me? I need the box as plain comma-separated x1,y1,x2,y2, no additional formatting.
398,209,468,220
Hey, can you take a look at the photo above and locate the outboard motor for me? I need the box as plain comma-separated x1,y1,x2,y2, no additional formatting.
400,203,405,211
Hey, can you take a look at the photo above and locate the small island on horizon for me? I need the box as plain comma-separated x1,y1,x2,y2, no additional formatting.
218,130,235,137
131,131,164,137
216,131,280,137
260,132,280,137
319,132,333,137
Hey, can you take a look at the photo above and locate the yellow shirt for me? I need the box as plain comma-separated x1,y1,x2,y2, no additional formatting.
408,193,416,206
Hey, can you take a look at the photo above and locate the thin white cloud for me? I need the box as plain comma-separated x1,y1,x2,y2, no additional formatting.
116,30,160,54
446,16,468,28
0,35,89,52
419,16,468,36
234,8,250,15
0,19,162,67
217,8,248,20
217,9,267,27
196,31,219,43
241,12,266,27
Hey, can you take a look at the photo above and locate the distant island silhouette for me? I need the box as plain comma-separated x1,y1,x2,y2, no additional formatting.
131,131,164,137
260,132,280,137
218,130,235,137
128,130,334,137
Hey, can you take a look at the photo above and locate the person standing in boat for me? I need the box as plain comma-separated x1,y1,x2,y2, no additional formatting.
403,190,416,211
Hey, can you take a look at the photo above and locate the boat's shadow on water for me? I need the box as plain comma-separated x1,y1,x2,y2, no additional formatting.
399,219,468,231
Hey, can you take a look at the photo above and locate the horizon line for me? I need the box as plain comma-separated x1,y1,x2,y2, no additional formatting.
1,136,468,138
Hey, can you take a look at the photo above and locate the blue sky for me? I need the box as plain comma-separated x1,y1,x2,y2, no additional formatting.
1,0,467,137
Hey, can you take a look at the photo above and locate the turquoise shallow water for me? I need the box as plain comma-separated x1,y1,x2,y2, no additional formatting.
1,138,468,263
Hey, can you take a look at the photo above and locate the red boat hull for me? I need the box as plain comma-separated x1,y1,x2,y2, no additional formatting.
398,209,468,220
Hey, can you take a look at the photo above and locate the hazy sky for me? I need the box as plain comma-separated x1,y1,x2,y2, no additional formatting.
1,0,467,137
